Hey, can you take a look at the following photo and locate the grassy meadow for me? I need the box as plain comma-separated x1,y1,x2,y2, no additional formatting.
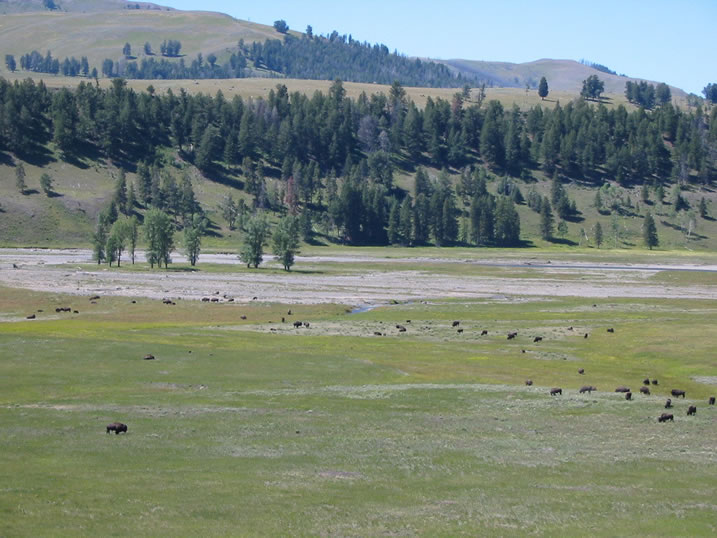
1,261,716,536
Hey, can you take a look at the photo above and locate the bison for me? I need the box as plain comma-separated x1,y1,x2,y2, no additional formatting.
525,380,533,386
584,333,589,339
26,314,36,319
143,354,155,360
625,392,632,400
480,330,488,336
615,386,631,393
373,332,383,336
671,389,686,398
687,406,697,416
507,331,517,340
643,378,650,386
293,321,303,328
709,397,715,405
452,321,460,327
665,398,673,409
640,386,650,395
456,328,463,334
533,336,543,343
651,379,658,385
607,328,615,333
578,368,585,375
658,413,674,423
579,385,596,394
106,422,128,434
550,387,562,396
89,295,100,301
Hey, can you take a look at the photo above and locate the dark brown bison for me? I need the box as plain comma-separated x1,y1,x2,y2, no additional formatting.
201,297,210,302
293,321,303,328
579,385,596,394
106,422,128,434
643,378,650,385
303,322,310,328
398,326,407,333
26,314,36,319
709,397,715,405
651,379,658,385
533,336,543,343
625,392,632,400
578,368,585,375
607,328,614,333
584,333,589,339
665,399,672,409
507,331,517,340
687,406,697,416
550,387,562,396
640,386,650,395
89,295,100,301
671,389,686,398
615,386,630,393
481,330,488,336
240,315,247,320
143,354,155,360
373,332,383,336
452,321,460,327
568,326,573,331
456,328,463,334
525,380,533,386
658,413,674,423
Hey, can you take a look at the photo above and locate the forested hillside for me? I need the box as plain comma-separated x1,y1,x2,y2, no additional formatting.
1,74,716,252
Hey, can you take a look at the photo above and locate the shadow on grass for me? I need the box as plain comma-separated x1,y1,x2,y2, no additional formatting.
547,237,578,246
47,191,64,198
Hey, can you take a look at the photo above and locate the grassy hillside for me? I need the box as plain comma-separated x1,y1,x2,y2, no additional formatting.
0,0,171,14
443,58,688,101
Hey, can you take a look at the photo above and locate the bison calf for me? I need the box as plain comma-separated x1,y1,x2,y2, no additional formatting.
687,406,697,416
665,398,672,409
106,422,128,434
658,413,674,423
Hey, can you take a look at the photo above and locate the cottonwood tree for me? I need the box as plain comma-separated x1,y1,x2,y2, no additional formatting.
40,173,53,196
15,163,27,194
144,208,175,268
239,213,268,268
594,221,603,248
272,215,300,271
183,214,205,266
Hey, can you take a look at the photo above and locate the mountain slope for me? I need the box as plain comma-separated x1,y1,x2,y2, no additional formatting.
442,58,687,97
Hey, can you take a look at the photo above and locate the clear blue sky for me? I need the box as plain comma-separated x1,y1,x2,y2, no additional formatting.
161,0,715,95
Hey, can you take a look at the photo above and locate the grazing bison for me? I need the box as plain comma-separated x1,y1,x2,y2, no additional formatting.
287,309,292,315
106,422,128,434
625,392,632,400
607,328,614,333
398,326,407,333
643,378,650,385
615,386,630,393
525,380,533,386
303,322,310,328
26,314,36,319
687,406,697,416
201,297,210,302
568,326,573,331
89,295,100,301
658,413,674,423
456,328,463,334
640,386,650,395
507,331,517,340
281,317,285,323
651,379,658,385
584,333,589,339
293,321,303,328
452,321,460,327
373,332,382,336
665,399,672,409
578,368,585,375
709,397,715,405
671,389,686,398
533,336,543,343
143,354,155,360
550,387,562,396
481,330,488,336
579,385,596,394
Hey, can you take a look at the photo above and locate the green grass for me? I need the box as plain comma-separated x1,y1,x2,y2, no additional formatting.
1,281,715,536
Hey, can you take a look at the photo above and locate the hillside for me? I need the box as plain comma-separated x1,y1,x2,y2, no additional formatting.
442,58,688,98
0,0,171,14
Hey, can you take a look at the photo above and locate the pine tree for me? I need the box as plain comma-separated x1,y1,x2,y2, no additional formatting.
643,212,659,249
699,197,708,218
399,196,413,246
540,197,554,240
40,173,53,196
387,198,400,244
15,163,27,194
594,221,603,248
538,77,549,100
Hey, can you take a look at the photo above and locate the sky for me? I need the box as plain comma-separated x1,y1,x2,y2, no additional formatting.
161,0,715,95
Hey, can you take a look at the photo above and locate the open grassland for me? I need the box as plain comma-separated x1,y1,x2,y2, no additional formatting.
1,254,716,536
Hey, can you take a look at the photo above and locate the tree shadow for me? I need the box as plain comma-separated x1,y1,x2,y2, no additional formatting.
548,237,578,246
0,151,14,166
660,219,708,240
22,189,40,196
20,146,56,167
203,166,245,191
47,191,64,198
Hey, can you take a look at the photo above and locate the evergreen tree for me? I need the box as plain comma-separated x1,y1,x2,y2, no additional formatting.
594,221,603,248
540,197,554,240
272,215,300,271
113,170,128,213
387,198,400,244
15,163,27,194
494,197,520,246
399,196,413,245
643,212,658,249
40,173,53,196
183,215,203,266
699,197,708,218
239,213,268,268
126,182,136,215
92,213,111,264
538,77,549,100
